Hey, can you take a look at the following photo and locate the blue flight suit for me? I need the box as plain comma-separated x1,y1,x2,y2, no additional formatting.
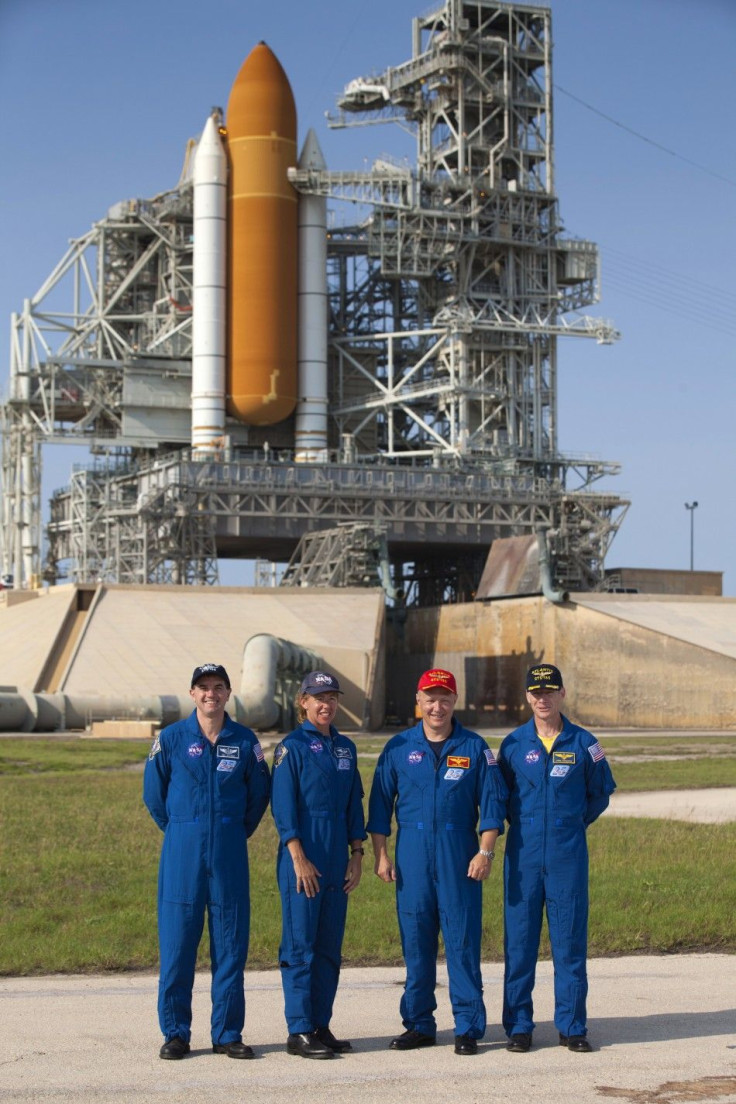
498,715,616,1039
143,710,270,1045
270,721,365,1034
367,719,508,1039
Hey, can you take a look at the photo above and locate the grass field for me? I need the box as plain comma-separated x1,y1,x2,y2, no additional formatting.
1,731,734,975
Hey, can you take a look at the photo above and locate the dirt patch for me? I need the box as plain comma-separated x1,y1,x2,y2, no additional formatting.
597,1075,736,1103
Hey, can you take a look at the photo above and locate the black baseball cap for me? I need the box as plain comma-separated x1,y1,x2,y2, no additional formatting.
299,671,343,696
525,663,563,691
191,663,231,688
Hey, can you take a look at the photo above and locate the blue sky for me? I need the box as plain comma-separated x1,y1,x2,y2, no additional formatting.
1,0,734,592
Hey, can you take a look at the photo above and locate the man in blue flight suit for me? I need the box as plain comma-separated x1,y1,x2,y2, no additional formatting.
271,671,366,1059
143,663,270,1060
368,668,507,1056
498,663,616,1054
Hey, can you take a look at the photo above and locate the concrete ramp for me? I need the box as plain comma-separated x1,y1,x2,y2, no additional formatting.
573,594,736,660
0,587,79,691
57,584,385,729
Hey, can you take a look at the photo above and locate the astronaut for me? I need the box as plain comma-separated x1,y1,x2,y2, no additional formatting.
498,663,616,1054
368,668,507,1056
271,671,366,1059
143,663,270,1060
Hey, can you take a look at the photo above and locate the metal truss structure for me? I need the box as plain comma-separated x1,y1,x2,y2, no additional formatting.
1,0,628,603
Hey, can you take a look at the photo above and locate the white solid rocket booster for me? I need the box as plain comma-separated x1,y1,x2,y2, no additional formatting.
191,114,227,456
295,128,329,462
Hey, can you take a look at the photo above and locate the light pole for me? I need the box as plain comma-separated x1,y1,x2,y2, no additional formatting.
684,501,698,571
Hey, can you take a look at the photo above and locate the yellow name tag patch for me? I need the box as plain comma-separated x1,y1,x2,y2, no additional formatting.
447,756,470,769
553,751,576,765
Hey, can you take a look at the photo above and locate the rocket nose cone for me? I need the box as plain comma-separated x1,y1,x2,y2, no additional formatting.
227,43,296,138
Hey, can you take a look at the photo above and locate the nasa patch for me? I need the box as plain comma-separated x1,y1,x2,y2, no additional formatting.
309,741,324,753
407,750,424,764
188,741,204,758
550,764,570,778
444,767,464,781
525,749,541,765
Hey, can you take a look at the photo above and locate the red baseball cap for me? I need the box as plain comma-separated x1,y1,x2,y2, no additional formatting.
417,668,457,695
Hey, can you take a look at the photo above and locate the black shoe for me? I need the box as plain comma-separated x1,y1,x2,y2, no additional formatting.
287,1032,335,1059
315,1026,353,1053
159,1036,190,1060
389,1029,436,1051
212,1040,255,1059
454,1034,478,1055
559,1033,592,1052
506,1032,532,1053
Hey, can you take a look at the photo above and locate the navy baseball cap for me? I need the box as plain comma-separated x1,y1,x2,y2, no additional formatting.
299,671,343,696
525,663,563,691
191,663,231,688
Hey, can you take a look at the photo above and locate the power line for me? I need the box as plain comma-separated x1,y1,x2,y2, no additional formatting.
555,84,736,190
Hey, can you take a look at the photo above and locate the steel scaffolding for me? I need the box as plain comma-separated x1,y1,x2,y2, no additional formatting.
1,0,628,602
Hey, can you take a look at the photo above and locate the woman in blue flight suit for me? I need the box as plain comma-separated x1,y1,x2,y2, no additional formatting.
368,668,508,1054
498,663,616,1053
270,671,366,1059
143,663,271,1060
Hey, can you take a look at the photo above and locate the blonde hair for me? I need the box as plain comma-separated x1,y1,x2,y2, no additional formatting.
295,692,309,723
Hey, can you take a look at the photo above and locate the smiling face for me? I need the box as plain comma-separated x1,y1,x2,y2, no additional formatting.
301,691,339,735
416,687,456,740
526,686,566,728
190,675,231,722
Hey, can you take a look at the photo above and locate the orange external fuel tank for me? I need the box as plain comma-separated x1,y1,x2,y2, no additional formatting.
225,42,298,424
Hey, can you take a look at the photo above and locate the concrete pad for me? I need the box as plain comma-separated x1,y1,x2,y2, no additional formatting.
1,956,735,1104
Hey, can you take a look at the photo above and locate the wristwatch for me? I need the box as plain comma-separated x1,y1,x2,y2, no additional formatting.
479,848,495,859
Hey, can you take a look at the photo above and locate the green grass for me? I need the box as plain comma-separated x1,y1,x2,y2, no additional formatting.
0,733,734,975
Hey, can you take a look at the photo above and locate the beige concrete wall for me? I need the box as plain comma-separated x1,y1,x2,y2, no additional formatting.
387,596,736,730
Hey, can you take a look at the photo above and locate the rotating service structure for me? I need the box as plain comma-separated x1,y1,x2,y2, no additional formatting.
1,0,628,604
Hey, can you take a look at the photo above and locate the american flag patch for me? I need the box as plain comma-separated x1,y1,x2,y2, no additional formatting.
485,749,497,766
254,742,264,762
588,741,606,763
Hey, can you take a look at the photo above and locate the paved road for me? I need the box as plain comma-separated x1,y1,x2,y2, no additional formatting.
2,955,735,1104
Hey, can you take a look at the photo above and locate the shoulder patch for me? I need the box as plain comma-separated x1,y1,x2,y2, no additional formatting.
484,748,497,766
588,741,606,763
148,735,161,760
447,755,470,769
253,742,264,762
273,743,288,767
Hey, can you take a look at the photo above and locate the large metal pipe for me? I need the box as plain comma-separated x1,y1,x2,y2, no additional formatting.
239,633,320,730
0,634,321,733
537,529,569,604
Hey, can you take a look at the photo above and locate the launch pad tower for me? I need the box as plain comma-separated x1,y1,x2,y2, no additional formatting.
1,0,627,603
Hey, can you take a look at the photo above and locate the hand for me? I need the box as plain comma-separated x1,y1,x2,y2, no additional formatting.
292,854,322,897
374,853,397,883
467,852,492,881
344,853,363,894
